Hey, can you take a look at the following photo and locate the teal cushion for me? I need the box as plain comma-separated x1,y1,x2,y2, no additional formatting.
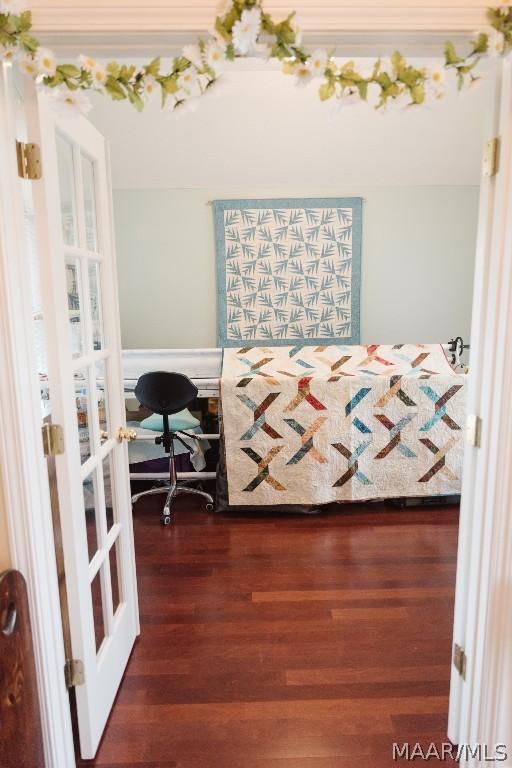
140,408,200,432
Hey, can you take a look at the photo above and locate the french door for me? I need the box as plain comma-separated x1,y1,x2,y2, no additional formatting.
28,90,139,758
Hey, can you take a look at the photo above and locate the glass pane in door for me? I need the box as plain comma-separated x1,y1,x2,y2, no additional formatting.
102,453,115,532
94,359,109,443
65,258,84,357
90,568,106,653
56,134,78,247
75,368,91,464
82,153,98,252
89,262,103,350
83,471,99,562
109,538,121,616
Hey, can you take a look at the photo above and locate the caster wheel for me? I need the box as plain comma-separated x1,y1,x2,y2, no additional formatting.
205,503,214,512
160,515,172,526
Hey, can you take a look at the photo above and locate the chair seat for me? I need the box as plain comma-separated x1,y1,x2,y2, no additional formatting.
140,408,200,433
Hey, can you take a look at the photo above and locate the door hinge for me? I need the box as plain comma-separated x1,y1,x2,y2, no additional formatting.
483,137,500,178
453,643,467,680
41,423,65,456
15,140,43,180
64,658,84,689
466,414,482,448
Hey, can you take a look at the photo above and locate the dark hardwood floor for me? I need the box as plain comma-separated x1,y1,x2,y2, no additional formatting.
78,490,460,768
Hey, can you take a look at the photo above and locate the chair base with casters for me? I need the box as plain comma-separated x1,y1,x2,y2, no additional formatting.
130,371,215,526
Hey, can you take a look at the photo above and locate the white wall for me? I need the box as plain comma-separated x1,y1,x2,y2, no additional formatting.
114,184,478,349
87,64,484,350
91,66,486,190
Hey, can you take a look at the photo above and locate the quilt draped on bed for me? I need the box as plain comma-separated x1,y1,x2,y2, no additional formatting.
221,344,467,506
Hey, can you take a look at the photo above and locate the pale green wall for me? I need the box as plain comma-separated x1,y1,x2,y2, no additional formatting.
114,186,479,350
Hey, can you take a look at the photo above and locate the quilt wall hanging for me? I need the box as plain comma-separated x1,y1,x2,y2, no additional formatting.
221,343,467,506
213,198,362,347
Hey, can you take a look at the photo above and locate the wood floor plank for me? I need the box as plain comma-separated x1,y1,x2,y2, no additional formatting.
285,664,450,686
330,607,409,620
252,586,454,602
77,494,459,767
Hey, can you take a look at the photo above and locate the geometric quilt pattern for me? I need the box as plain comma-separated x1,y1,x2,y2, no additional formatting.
213,198,362,347
221,343,467,506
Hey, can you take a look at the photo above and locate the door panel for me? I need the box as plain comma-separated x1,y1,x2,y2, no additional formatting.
32,93,139,759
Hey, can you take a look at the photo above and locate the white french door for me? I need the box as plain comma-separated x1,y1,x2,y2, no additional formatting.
28,90,139,759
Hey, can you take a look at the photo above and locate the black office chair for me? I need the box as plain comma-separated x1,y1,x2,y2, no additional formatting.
131,371,214,525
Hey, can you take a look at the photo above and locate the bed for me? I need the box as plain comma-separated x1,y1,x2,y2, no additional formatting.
122,341,467,510
221,343,467,507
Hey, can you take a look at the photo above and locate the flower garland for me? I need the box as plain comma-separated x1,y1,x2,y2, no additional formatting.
0,0,511,114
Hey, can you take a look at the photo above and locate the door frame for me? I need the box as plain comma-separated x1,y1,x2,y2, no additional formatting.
0,63,76,767
1,13,511,767
448,54,512,759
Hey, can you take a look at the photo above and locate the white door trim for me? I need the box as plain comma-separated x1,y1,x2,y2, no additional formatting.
28,0,491,35
449,55,512,765
447,58,503,748
0,63,75,768
1,22,511,766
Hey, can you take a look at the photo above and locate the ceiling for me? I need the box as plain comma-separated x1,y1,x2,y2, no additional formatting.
88,59,487,190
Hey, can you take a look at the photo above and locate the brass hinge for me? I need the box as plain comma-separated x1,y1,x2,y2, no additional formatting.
64,658,84,689
483,137,500,178
16,140,42,180
466,414,482,448
41,424,65,456
453,643,467,680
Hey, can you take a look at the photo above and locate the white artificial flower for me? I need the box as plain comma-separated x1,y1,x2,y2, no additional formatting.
487,27,506,57
426,62,446,99
205,41,226,72
177,67,201,97
330,87,361,117
49,86,92,116
36,47,57,77
2,47,15,63
294,62,312,87
197,72,210,90
199,74,228,102
163,94,178,115
0,0,25,14
182,43,203,68
18,53,37,77
341,87,361,106
232,7,261,55
310,49,328,77
79,55,96,73
281,58,298,77
498,0,511,14
173,91,201,118
90,63,107,87
142,74,157,98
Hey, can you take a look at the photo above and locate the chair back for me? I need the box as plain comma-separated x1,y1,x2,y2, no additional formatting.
135,371,198,415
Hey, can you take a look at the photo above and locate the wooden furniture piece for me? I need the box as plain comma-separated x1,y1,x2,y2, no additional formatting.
0,569,45,768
